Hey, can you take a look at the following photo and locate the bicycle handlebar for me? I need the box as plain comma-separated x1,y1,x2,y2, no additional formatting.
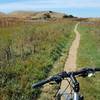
32,75,63,88
32,78,51,88
32,67,100,88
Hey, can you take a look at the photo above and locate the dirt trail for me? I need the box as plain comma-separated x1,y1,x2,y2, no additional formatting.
60,22,80,99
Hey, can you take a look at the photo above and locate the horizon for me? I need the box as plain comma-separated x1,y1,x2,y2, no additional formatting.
0,0,100,18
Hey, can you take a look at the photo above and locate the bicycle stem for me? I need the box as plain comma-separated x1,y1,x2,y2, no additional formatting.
70,74,80,92
70,74,84,100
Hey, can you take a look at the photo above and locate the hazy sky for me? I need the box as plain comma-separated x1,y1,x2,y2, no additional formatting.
0,0,100,17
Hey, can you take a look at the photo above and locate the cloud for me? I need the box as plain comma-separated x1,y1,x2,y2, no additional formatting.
0,0,100,13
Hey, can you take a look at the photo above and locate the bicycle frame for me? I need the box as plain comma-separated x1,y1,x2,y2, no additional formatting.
57,74,83,100
56,85,81,100
74,92,80,100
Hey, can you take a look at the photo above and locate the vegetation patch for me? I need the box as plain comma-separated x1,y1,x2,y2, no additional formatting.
0,20,75,100
77,21,100,100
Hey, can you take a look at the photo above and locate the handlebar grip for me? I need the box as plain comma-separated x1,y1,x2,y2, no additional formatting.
94,68,100,72
32,78,51,88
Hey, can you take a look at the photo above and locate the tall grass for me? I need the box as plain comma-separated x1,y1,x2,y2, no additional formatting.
0,20,75,100
77,21,100,100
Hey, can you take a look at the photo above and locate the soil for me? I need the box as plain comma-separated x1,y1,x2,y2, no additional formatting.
60,22,80,100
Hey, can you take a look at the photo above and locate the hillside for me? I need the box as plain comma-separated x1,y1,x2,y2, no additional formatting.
9,11,68,19
0,12,6,17
9,11,37,19
0,11,74,19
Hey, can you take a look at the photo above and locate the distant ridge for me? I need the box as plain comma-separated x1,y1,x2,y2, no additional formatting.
9,11,74,19
0,11,75,19
0,12,6,17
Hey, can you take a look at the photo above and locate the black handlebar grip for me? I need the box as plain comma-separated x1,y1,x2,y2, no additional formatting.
94,68,100,72
32,79,51,88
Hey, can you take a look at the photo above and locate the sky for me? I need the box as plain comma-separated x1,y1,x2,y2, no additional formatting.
0,0,100,17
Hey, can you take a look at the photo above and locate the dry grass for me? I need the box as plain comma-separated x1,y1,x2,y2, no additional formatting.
0,19,76,100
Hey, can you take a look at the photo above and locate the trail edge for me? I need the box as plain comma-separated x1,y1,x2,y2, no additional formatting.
60,22,80,100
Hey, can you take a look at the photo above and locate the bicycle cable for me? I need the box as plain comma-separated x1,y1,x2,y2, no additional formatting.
60,79,72,96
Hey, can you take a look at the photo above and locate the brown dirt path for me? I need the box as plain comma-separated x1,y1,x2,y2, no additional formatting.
60,22,80,99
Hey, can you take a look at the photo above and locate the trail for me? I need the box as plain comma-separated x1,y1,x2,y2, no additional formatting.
60,22,80,99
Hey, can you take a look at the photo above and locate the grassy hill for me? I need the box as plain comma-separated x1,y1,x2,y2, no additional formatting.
0,11,74,20
0,12,6,17
9,11,69,19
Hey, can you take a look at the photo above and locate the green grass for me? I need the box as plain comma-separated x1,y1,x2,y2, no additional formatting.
38,24,75,100
0,20,76,100
77,21,100,100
